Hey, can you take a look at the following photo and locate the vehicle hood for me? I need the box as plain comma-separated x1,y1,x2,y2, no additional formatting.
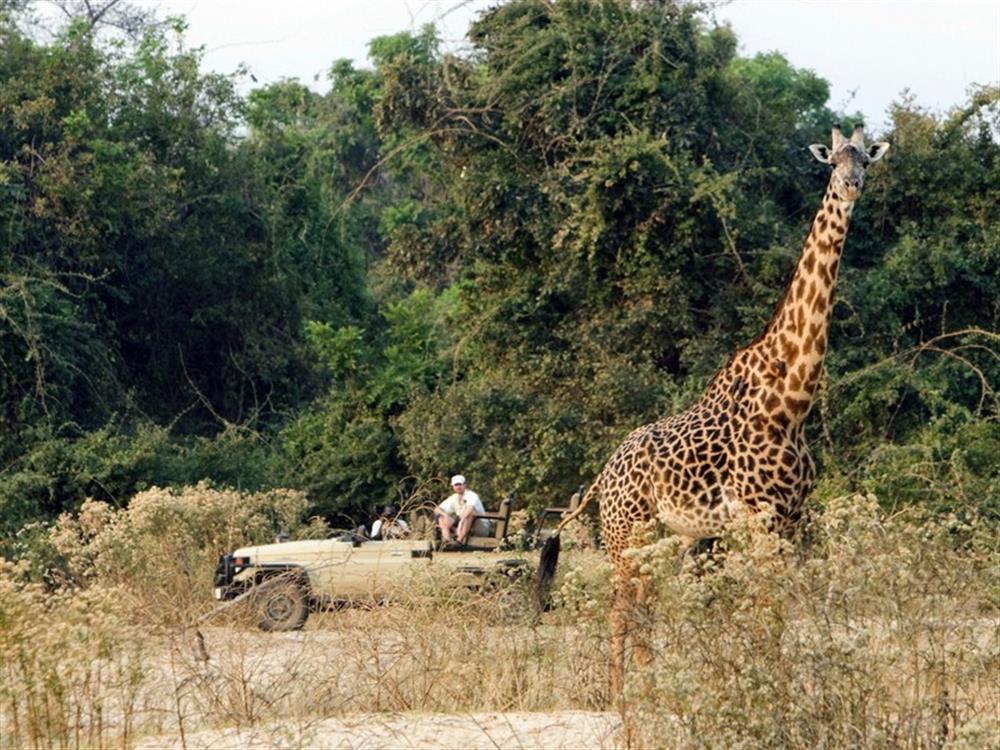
231,538,434,563
231,538,355,561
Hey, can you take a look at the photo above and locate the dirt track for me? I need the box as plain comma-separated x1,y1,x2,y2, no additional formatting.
126,622,619,749
135,710,621,749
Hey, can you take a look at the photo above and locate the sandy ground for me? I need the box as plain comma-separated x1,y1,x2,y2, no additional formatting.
134,710,621,749
77,607,1000,749
125,624,620,749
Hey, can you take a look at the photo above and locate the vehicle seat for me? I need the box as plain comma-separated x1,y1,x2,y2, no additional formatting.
463,494,513,550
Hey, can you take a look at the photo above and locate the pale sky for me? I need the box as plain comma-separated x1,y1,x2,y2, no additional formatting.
145,0,998,132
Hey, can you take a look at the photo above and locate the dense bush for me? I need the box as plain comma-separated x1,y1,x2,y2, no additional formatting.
0,0,996,536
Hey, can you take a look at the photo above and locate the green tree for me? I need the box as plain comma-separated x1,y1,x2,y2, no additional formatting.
373,1,997,514
0,7,377,529
372,0,842,505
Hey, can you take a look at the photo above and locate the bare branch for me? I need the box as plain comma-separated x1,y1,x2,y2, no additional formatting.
40,0,160,38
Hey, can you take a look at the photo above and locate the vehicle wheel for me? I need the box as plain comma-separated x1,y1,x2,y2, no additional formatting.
254,578,309,631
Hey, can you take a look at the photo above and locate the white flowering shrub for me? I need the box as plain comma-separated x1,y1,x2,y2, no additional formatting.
41,482,314,619
560,513,599,551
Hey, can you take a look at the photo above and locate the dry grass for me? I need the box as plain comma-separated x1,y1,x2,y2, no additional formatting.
1,491,997,749
609,495,1000,749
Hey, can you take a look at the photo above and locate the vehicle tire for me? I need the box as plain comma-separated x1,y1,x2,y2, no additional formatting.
254,577,309,631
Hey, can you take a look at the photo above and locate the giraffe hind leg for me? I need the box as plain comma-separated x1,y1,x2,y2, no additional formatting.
631,572,654,669
608,559,655,698
608,575,630,699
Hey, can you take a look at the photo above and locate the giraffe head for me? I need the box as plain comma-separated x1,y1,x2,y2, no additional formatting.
808,124,889,202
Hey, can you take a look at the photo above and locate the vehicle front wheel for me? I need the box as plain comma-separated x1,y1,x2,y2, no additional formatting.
253,578,309,631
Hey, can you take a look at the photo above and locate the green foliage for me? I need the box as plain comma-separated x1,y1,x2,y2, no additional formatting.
0,0,997,541
244,74,377,326
0,418,284,543
0,15,305,435
0,6,378,529
280,287,459,517
857,416,1000,517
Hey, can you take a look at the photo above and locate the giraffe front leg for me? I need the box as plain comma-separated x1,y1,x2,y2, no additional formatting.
608,556,656,700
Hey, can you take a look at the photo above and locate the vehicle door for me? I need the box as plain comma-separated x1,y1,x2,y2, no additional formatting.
337,539,433,601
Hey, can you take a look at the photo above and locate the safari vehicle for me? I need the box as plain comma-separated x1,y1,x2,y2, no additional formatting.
213,494,543,630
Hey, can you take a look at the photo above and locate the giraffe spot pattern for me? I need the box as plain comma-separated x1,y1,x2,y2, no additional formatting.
593,175,856,558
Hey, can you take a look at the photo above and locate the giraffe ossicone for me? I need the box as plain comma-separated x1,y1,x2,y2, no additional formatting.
535,124,889,696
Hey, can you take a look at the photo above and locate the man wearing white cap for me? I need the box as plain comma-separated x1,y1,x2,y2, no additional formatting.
435,474,488,547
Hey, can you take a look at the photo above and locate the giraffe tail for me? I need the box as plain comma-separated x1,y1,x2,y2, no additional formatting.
533,483,599,612
533,533,560,612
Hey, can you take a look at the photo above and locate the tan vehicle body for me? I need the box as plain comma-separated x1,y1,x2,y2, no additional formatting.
213,535,536,629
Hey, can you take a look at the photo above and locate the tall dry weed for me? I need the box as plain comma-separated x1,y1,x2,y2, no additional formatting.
0,560,147,749
4,490,996,749
610,494,999,749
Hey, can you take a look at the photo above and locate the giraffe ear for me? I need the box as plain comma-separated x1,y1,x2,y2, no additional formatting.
808,144,831,164
867,142,890,163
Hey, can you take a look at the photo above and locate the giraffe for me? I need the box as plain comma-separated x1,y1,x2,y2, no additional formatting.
535,124,889,695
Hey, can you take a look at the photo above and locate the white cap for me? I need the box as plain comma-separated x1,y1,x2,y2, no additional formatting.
450,475,466,486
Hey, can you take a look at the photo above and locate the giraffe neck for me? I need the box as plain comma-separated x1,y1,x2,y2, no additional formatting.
750,180,856,424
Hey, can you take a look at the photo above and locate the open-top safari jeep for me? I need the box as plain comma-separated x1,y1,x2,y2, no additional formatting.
212,493,573,631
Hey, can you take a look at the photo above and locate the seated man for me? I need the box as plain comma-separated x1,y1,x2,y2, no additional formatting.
371,504,410,540
435,474,488,546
